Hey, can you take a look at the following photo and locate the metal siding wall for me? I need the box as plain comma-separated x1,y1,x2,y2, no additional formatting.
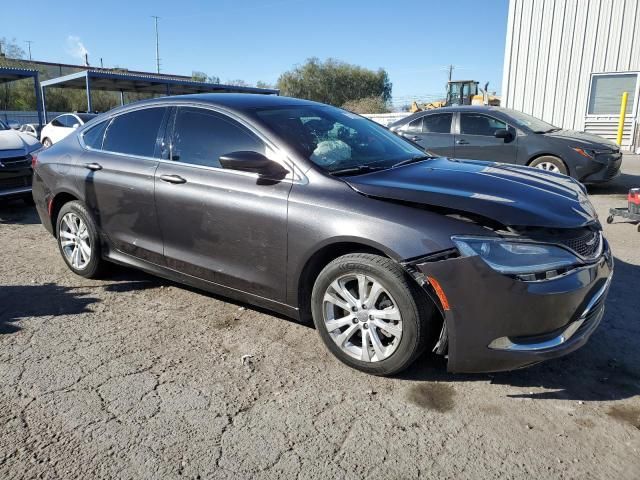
503,0,640,138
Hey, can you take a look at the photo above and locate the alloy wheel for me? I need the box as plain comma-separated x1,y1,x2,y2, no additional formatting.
322,273,403,362
535,161,560,173
59,212,91,270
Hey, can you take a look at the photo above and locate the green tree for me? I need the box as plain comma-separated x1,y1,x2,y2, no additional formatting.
342,96,391,114
256,80,274,89
277,58,392,107
192,71,221,84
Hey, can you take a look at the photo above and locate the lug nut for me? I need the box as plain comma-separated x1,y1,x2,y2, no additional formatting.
352,318,358,324
363,323,369,329
351,306,357,312
369,314,373,320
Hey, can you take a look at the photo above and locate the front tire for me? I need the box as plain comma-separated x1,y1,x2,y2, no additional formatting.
529,155,568,175
311,253,437,376
42,138,52,148
56,201,104,278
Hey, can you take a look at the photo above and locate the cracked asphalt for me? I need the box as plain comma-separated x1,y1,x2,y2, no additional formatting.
1,157,639,479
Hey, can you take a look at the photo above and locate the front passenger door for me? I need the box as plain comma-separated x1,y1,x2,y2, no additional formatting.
454,113,517,163
155,106,291,302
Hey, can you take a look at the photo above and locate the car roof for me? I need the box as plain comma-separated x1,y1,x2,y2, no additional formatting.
120,93,321,113
388,105,509,127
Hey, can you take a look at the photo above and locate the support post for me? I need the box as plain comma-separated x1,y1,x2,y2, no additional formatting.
120,90,125,106
41,86,47,124
85,74,93,112
34,74,43,128
616,91,628,146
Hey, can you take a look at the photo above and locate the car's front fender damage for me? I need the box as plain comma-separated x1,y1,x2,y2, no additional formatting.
404,247,613,373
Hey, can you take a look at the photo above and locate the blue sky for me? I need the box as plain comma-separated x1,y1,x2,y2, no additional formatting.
1,0,509,105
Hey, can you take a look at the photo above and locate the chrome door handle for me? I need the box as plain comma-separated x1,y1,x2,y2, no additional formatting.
159,174,187,184
456,139,469,145
84,162,102,171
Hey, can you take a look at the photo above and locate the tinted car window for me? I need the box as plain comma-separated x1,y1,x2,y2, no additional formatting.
51,116,65,127
103,108,166,157
171,107,265,168
460,113,507,136
83,120,110,150
423,113,453,134
402,117,423,134
61,115,77,128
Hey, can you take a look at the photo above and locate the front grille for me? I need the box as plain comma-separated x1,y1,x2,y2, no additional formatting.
557,230,601,259
0,175,31,189
0,155,31,168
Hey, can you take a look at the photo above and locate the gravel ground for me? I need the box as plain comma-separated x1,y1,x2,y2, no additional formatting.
1,157,639,480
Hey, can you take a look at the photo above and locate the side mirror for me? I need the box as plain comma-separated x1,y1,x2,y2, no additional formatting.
494,128,512,140
219,151,288,176
72,123,80,129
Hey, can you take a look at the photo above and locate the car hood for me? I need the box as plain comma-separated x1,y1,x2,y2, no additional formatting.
344,158,597,228
0,129,40,158
544,129,618,150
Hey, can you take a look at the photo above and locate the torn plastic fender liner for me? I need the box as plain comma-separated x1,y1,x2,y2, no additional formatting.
413,252,613,373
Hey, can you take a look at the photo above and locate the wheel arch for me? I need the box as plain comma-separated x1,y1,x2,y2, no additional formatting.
294,240,400,322
50,191,80,237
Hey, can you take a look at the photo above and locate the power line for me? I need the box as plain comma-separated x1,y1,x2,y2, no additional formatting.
152,16,161,73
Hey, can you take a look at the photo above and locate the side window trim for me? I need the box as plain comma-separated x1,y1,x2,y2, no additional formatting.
81,106,169,160
163,105,301,182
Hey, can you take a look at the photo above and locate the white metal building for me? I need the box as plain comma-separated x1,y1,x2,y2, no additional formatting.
501,0,640,152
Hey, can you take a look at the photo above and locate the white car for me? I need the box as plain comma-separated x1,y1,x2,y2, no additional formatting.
18,123,42,139
40,113,96,147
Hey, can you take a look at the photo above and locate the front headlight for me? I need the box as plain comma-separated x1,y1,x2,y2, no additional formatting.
452,236,580,279
572,147,595,159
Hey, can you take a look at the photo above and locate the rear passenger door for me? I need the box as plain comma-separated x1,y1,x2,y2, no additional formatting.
399,113,455,156
80,106,169,265
154,106,291,302
454,112,517,163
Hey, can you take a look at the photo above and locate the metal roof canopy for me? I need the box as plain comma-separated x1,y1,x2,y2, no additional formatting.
40,69,279,119
0,67,44,126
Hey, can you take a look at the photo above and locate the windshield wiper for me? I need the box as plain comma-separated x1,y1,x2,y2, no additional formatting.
534,128,561,134
391,154,435,168
329,165,388,176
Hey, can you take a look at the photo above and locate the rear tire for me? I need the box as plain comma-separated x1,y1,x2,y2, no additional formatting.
311,253,437,376
56,201,105,278
529,155,568,175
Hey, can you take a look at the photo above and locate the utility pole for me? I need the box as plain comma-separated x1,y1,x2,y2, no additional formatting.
25,40,33,61
447,64,454,82
152,15,161,73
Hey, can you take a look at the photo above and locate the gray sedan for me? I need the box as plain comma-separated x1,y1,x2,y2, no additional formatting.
389,106,622,183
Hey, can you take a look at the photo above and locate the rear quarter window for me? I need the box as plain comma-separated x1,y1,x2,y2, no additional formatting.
82,121,110,150
102,108,167,157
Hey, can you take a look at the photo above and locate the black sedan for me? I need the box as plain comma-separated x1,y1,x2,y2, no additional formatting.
389,106,622,183
32,94,612,375
0,119,41,202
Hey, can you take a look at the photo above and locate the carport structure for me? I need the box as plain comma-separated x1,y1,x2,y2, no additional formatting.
40,69,279,119
0,67,44,127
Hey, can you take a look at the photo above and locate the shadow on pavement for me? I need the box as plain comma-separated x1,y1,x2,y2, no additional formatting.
401,256,640,402
0,200,40,225
0,280,159,335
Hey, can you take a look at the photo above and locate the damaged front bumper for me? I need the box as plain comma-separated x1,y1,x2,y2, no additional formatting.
409,242,613,373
